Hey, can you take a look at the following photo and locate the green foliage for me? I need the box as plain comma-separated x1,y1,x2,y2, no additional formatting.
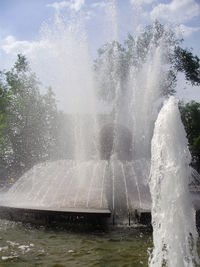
0,54,59,177
95,21,200,102
173,47,200,85
14,54,29,73
0,72,10,156
95,21,178,102
94,41,127,102
179,101,200,171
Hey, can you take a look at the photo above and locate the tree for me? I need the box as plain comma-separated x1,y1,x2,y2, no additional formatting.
0,54,59,177
0,71,11,183
173,47,200,85
94,41,127,102
0,71,9,153
41,87,59,160
94,21,200,102
179,101,200,172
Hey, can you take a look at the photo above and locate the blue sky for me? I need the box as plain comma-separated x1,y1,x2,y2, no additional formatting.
0,0,199,103
0,0,200,56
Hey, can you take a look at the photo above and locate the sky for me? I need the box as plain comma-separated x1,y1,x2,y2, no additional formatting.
0,0,200,104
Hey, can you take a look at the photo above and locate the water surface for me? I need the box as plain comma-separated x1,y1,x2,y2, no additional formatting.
0,220,152,267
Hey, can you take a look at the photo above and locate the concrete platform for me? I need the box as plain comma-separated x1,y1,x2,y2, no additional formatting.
0,204,111,226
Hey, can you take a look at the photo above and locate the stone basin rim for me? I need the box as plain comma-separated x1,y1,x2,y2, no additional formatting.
0,204,112,216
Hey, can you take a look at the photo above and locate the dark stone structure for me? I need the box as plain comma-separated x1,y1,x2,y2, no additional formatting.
99,123,133,161
0,205,111,226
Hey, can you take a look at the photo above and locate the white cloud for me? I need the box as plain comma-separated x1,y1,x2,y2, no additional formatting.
70,0,85,11
130,0,156,6
151,0,200,24
84,10,95,20
47,1,68,11
91,2,107,9
175,24,200,38
1,35,49,55
47,0,85,12
0,35,52,71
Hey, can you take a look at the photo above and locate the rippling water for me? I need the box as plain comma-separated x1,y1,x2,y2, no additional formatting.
1,220,199,267
0,220,153,267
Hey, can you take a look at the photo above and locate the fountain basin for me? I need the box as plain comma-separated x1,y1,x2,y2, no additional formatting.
1,159,200,226
0,158,152,225
0,204,111,225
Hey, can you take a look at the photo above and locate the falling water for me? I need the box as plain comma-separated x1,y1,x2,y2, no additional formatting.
29,12,100,162
129,42,165,160
0,4,199,259
149,96,199,267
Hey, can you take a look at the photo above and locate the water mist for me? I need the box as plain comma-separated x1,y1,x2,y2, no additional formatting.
149,96,199,267
0,3,199,254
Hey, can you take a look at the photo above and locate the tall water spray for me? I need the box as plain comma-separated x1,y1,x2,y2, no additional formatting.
149,96,199,267
30,13,100,162
0,10,105,211
95,22,171,162
1,1,200,238
0,8,175,219
128,41,165,160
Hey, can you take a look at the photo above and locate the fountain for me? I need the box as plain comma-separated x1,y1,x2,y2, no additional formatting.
0,5,199,265
0,7,159,225
149,96,199,266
